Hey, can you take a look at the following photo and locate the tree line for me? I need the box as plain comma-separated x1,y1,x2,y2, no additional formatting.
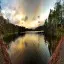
44,1,64,53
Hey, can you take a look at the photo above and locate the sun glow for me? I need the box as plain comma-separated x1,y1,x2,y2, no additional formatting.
14,14,25,21
14,14,23,21
1,8,44,29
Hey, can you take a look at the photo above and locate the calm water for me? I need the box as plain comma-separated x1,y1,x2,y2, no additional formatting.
5,33,50,64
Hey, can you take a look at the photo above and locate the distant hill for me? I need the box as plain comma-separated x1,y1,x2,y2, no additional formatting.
0,16,44,36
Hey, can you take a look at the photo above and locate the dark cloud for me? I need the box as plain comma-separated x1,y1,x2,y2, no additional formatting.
24,16,28,21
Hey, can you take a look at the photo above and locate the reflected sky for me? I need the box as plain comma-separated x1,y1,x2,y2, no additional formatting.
8,34,50,64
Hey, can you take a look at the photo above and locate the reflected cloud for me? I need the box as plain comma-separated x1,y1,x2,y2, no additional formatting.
8,34,50,64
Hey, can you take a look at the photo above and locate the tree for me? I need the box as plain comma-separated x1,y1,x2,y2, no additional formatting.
55,1,62,24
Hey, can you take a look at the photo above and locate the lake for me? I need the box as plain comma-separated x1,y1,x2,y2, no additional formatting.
4,33,50,64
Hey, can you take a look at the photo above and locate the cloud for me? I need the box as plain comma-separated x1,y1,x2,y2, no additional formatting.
1,0,45,29
1,7,25,24
1,0,57,28
1,7,44,29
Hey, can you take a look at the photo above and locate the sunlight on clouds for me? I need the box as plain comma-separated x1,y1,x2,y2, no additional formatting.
1,0,57,29
1,8,25,24
1,8,44,29
17,18,44,29
1,0,45,29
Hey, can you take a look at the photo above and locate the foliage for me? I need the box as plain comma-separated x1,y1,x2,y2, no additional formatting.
44,1,64,53
0,16,20,38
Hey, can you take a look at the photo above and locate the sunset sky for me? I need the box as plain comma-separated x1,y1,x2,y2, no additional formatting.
1,0,56,28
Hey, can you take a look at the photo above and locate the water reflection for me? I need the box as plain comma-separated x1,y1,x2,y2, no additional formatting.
8,33,50,64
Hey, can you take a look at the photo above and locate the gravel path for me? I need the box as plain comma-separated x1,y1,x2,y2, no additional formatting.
49,37,64,64
0,40,11,64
